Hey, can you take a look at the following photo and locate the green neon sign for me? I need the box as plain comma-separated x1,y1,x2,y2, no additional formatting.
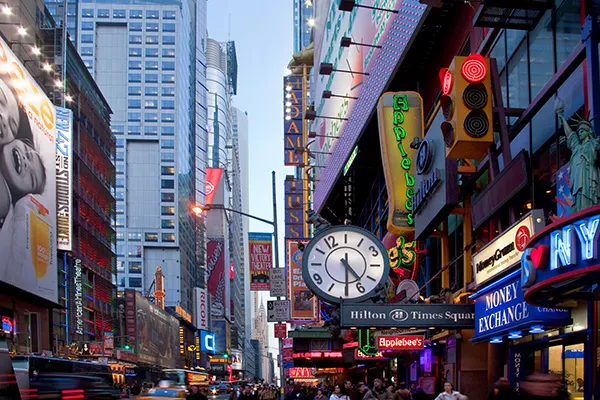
343,146,359,176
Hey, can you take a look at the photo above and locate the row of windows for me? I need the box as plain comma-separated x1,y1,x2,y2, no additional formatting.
127,61,175,70
115,214,177,229
128,35,176,45
115,149,173,161
115,174,175,188
128,86,175,96
129,48,176,57
127,73,175,83
82,9,176,20
112,125,175,136
114,217,176,237
129,22,176,32
127,112,175,122
127,99,175,109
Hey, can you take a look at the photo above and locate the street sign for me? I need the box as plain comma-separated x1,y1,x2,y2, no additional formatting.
269,269,286,297
274,323,287,338
267,300,290,322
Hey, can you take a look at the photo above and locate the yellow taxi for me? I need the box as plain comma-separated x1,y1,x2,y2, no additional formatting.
137,387,187,399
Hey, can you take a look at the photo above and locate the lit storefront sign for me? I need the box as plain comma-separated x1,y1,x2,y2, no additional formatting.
200,330,216,354
195,334,200,361
354,349,388,360
175,305,192,324
289,368,314,378
376,335,424,350
73,258,84,335
1,316,13,334
292,352,343,359
472,211,544,287
55,107,73,252
342,341,358,349
179,326,184,355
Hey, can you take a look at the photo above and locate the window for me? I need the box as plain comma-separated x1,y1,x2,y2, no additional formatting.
146,48,159,57
162,61,175,71
146,10,159,19
161,113,174,122
116,231,124,240
116,177,124,188
161,166,174,175
161,139,175,149
128,112,141,122
162,74,175,83
161,126,175,136
129,22,142,31
129,261,142,273
146,22,158,32
80,47,93,56
81,21,94,30
128,245,142,257
161,206,175,215
128,86,141,96
130,9,142,18
162,219,175,228
112,125,125,134
128,232,142,241
116,216,125,227
116,138,125,148
117,260,125,271
145,112,158,122
145,61,159,70
162,233,175,242
145,232,159,242
161,179,174,189
162,35,176,45
145,73,158,83
145,86,158,96
162,23,175,32
84,59,93,69
82,8,93,17
113,9,126,18
117,244,125,257
128,73,141,83
163,10,176,19
129,35,142,44
161,100,175,109
116,190,124,200
129,48,142,57
162,48,175,57
162,87,175,96
80,34,93,43
161,152,175,162
128,99,141,109
129,278,142,288
116,152,125,162
118,277,125,287
146,35,159,44
128,60,142,70
128,126,141,135
144,126,158,136
144,99,158,109
161,192,175,202
97,9,109,18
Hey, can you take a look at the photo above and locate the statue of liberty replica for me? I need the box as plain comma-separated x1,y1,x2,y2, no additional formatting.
555,97,600,212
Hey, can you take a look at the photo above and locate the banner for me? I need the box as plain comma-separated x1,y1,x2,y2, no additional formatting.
287,239,319,322
249,232,273,291
231,349,243,370
205,168,223,206
194,287,209,330
0,36,57,304
207,237,226,317
284,75,305,166
55,107,72,251
285,176,306,238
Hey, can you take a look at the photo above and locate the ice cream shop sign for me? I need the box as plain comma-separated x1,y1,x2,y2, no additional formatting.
521,205,600,307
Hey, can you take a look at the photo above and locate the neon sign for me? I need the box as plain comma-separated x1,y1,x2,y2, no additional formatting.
388,235,416,270
74,259,83,335
292,352,343,358
393,94,415,227
550,216,600,270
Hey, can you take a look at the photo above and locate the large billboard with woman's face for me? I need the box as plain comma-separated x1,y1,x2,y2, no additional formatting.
0,37,57,303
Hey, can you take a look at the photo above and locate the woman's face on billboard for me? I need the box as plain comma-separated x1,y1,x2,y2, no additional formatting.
0,78,19,146
0,139,45,198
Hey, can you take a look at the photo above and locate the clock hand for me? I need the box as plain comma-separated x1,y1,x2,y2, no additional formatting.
344,259,349,297
341,256,361,280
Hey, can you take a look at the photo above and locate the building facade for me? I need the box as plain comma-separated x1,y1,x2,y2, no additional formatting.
293,0,313,53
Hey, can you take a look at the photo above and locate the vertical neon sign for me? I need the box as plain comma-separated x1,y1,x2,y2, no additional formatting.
73,259,83,335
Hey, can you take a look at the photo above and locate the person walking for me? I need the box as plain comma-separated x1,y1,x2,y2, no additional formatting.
434,382,467,400
487,378,514,400
344,381,359,400
363,379,391,400
394,382,412,400
330,385,349,400
188,386,209,400
315,389,328,400
412,387,427,400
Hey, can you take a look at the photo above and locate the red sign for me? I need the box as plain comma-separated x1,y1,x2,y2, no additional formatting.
282,338,293,349
205,168,223,206
206,238,226,317
354,349,388,360
249,233,273,291
292,352,343,359
283,348,293,361
342,341,359,349
287,240,319,322
289,368,314,378
274,323,287,339
230,263,234,280
376,335,424,350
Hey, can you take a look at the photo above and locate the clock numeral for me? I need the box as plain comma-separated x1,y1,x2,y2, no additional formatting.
369,245,379,257
324,235,339,250
357,238,364,247
313,273,323,285
356,282,365,293
328,283,335,292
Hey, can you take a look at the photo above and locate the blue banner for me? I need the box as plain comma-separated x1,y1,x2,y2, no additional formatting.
472,272,571,341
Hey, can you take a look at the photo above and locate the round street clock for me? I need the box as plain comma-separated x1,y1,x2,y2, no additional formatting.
302,225,390,304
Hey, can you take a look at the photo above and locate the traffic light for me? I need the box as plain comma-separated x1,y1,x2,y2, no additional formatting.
124,344,131,350
440,54,493,159
223,353,229,359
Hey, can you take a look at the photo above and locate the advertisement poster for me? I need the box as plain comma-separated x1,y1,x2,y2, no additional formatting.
287,239,319,322
205,168,223,206
249,232,273,291
0,36,57,304
231,349,242,370
207,237,226,317
135,292,179,368
211,319,230,354
55,107,72,251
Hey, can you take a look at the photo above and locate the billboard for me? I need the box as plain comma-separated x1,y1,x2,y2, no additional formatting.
135,291,179,368
205,168,223,206
284,75,305,166
55,107,73,251
249,232,273,291
287,239,319,322
207,237,226,317
210,319,230,354
231,349,243,370
194,288,209,330
200,330,216,354
0,36,57,304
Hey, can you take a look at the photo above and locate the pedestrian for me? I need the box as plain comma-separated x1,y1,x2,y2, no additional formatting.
229,386,239,400
344,381,359,400
330,385,349,400
386,384,396,397
487,378,514,400
434,382,467,400
239,385,259,400
287,384,305,400
394,382,412,400
315,389,328,400
131,380,141,396
363,379,391,400
412,387,426,400
519,372,568,400
409,385,416,396
188,385,209,400
356,383,368,398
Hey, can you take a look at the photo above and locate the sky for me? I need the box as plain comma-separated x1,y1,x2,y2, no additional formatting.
207,0,295,372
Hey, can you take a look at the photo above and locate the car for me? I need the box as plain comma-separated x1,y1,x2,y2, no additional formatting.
137,387,186,398
217,383,231,393
209,385,218,396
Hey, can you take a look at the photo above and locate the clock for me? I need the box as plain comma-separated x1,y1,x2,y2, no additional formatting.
301,225,390,304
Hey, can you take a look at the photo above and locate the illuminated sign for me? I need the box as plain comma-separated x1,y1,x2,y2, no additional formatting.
249,232,273,291
343,146,358,176
209,356,232,364
179,326,184,355
342,341,358,349
1,316,13,334
354,349,388,360
195,334,200,360
388,235,416,271
55,107,73,252
284,178,307,239
284,75,305,166
195,288,208,330
292,352,343,359
376,335,424,350
289,368,314,378
176,305,192,324
205,168,223,206
200,330,216,354
74,259,83,335
377,92,423,235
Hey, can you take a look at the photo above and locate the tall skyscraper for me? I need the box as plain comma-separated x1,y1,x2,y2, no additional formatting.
67,0,207,314
293,0,313,53
252,300,269,381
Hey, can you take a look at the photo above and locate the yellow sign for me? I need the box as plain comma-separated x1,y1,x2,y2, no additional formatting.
176,305,192,324
377,92,423,235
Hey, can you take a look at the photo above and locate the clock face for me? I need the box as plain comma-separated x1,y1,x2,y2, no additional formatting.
302,225,390,304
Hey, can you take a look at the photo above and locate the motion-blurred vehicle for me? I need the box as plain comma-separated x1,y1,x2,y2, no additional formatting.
160,369,209,391
137,387,187,398
217,382,232,393
209,385,218,395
